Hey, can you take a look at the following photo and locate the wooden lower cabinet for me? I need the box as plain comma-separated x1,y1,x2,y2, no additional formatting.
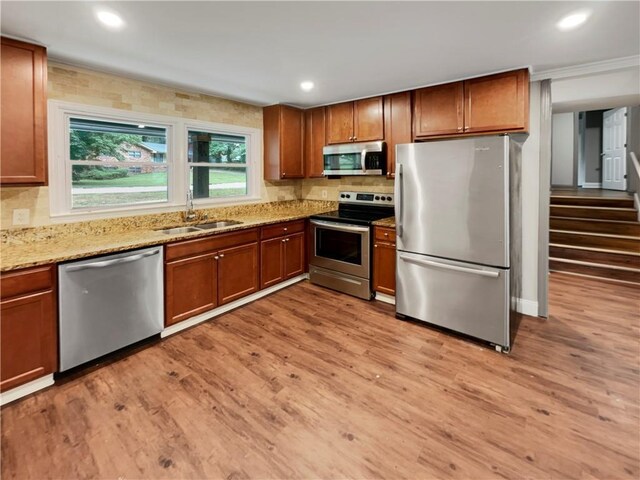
164,229,259,326
373,227,396,296
260,222,305,289
165,253,218,327
0,265,57,392
218,242,259,305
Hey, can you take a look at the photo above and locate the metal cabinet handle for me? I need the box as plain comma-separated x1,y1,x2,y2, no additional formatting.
214,256,219,260
219,253,224,258
384,232,389,237
282,239,286,243
284,227,288,231
66,249,160,272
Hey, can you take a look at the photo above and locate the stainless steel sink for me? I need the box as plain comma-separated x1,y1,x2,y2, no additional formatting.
195,220,243,230
156,226,201,235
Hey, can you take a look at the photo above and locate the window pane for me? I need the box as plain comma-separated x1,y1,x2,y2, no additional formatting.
71,165,168,208
70,117,167,163
188,130,246,164
190,166,247,199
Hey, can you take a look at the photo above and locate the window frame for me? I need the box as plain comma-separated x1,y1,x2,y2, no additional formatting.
48,101,262,221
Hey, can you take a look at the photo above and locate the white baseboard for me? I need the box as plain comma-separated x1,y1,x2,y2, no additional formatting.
0,374,54,406
375,293,395,305
582,183,602,189
161,274,308,338
516,298,539,317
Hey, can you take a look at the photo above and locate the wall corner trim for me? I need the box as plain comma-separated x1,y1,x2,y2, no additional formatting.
517,298,540,317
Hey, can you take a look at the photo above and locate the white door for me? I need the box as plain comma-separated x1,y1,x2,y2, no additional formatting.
602,107,627,190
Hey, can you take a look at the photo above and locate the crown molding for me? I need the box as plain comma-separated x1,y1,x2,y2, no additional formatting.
531,55,640,81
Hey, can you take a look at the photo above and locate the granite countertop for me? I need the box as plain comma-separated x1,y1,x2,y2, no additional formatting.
372,216,396,228
1,201,336,272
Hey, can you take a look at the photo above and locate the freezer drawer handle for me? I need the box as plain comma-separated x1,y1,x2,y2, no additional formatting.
398,254,500,278
66,249,161,272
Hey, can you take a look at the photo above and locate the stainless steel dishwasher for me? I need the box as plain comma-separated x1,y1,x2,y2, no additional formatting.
58,246,164,371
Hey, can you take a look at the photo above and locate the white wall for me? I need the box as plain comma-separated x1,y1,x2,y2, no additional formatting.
552,67,640,113
551,113,575,186
520,81,541,313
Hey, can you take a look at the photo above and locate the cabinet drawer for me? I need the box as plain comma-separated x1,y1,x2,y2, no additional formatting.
374,227,396,243
166,228,258,261
261,220,305,240
0,265,55,299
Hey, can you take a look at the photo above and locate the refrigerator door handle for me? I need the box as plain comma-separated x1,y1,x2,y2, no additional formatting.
397,164,403,237
398,254,500,278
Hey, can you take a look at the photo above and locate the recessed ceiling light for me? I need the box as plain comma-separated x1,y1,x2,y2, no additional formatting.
96,10,125,29
300,81,314,92
557,10,590,31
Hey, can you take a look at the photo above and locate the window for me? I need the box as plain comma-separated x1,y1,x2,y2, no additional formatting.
69,117,169,209
188,130,248,199
49,101,261,218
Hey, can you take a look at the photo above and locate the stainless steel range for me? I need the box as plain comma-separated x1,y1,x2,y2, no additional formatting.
309,191,394,299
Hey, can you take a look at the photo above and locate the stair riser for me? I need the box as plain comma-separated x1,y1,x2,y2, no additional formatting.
550,197,635,208
550,246,640,269
550,260,640,284
550,232,640,252
550,218,640,236
550,206,638,221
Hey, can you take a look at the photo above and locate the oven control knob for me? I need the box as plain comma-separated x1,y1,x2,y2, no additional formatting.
386,196,392,201
340,194,345,198
375,196,380,200
346,194,351,198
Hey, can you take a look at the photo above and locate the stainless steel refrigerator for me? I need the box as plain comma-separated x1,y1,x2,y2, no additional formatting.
394,135,524,352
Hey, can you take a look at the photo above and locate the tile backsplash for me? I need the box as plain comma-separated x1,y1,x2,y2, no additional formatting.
0,62,394,230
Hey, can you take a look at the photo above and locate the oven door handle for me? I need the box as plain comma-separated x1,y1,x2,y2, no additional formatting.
310,219,370,233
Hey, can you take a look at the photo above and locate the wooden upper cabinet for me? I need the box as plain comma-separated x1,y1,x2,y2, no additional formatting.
263,104,304,180
0,265,57,392
354,97,384,142
413,82,464,138
384,92,412,178
326,102,354,144
412,68,529,140
326,97,384,144
1,37,48,185
304,107,326,178
464,69,529,134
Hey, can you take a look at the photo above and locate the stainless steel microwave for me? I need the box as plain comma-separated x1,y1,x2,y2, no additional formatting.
323,141,386,176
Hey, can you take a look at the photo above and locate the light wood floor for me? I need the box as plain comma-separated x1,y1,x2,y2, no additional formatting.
2,275,639,479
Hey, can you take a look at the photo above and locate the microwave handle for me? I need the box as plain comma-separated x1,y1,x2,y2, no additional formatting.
360,147,368,173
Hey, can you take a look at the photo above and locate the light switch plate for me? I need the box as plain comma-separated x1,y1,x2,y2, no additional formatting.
321,189,328,199
12,209,30,226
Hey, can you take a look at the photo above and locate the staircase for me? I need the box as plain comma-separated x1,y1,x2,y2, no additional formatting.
549,192,640,285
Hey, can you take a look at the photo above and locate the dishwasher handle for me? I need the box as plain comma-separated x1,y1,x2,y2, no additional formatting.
65,249,161,272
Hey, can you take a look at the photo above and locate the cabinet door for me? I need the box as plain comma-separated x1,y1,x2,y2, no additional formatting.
284,232,305,279
463,69,529,134
326,102,354,144
413,82,464,138
1,38,47,185
384,92,412,178
304,107,326,178
373,241,396,296
260,237,284,289
354,96,384,142
218,242,259,305
165,252,217,327
1,290,56,392
280,106,304,178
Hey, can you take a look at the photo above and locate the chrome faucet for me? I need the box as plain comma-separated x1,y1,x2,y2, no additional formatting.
184,190,197,222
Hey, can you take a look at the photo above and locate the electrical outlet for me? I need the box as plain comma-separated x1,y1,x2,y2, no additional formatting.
13,209,30,226
321,189,328,199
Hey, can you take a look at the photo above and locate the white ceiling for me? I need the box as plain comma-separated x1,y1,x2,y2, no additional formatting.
2,1,639,108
